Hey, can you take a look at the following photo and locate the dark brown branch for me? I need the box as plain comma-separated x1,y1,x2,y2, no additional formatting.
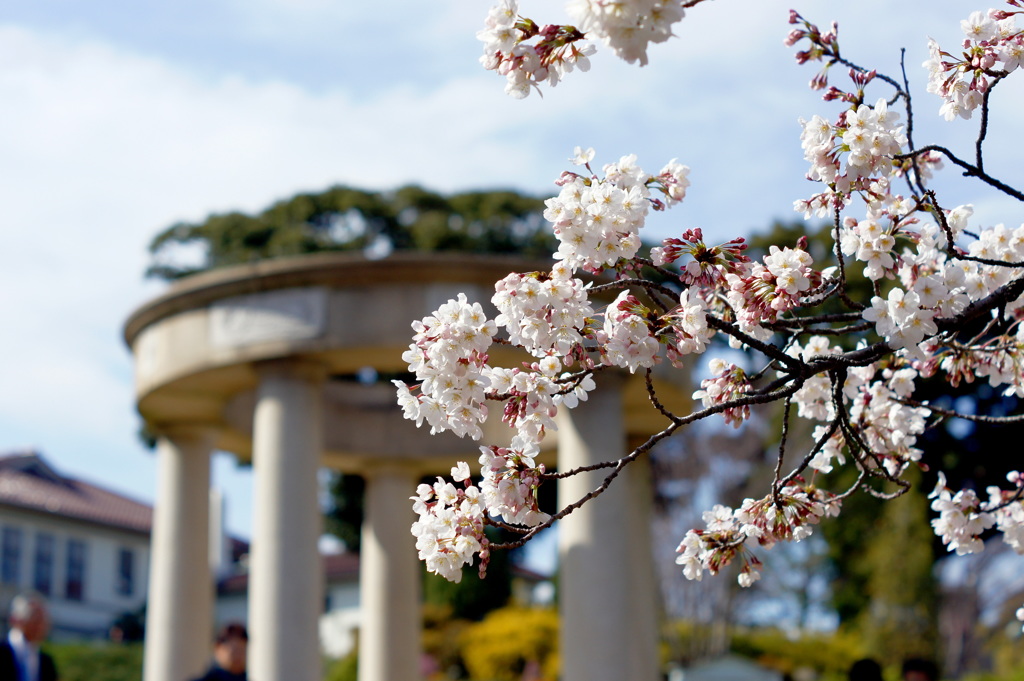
975,73,1007,171
897,146,1024,202
704,314,803,371
495,380,803,549
781,418,842,488
768,311,867,328
644,367,678,423
829,54,905,99
984,485,1024,513
896,398,1024,424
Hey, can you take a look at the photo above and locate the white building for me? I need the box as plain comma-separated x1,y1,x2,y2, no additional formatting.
0,451,151,639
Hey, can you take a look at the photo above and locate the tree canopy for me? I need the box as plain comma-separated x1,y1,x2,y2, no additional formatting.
146,184,555,280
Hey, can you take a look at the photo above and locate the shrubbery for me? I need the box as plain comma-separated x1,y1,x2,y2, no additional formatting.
324,650,358,681
47,642,143,681
458,607,559,681
730,627,867,681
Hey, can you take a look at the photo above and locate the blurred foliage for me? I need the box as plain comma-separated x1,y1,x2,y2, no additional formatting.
423,602,473,679
458,606,560,681
729,626,867,681
324,650,359,681
47,642,143,681
421,605,1021,681
146,184,555,280
961,669,1024,681
323,473,365,552
981,619,1024,681
109,606,146,643
856,468,938,664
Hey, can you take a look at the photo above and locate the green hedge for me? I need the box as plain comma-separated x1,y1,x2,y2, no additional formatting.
47,642,143,681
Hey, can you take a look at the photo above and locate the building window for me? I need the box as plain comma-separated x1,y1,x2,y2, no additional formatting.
33,533,54,596
1,527,22,586
117,548,133,597
65,539,86,601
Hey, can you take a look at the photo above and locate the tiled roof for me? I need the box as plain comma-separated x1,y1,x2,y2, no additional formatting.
324,552,361,580
0,451,152,534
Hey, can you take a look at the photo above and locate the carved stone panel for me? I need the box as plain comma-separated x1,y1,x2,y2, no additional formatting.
210,288,327,348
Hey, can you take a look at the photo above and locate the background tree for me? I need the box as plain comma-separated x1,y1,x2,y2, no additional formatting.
146,185,554,280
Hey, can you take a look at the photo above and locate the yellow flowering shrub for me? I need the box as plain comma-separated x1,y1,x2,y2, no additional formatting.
459,607,559,681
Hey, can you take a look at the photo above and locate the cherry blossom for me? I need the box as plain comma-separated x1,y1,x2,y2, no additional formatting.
924,8,1023,120
402,2,1024,592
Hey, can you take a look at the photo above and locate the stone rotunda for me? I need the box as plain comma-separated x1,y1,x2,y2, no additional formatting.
123,251,691,681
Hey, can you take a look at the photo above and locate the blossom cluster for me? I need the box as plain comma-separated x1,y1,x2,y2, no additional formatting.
477,0,690,97
650,228,750,287
933,475,995,557
410,444,554,581
477,1,596,98
665,289,715,362
726,242,821,332
411,472,488,583
566,0,686,66
597,291,661,373
492,263,594,358
675,485,840,587
478,439,551,527
798,97,907,207
924,8,1024,120
857,213,1024,363
542,152,687,272
692,359,752,428
929,471,1024,557
395,294,496,439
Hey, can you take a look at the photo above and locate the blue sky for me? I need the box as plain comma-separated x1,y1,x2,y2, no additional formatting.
0,0,1019,546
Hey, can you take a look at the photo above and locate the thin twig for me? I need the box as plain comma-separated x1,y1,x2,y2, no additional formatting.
771,395,794,510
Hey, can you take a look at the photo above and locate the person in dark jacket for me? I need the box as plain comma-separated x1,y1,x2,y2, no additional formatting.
902,658,939,681
849,658,884,681
191,622,248,681
0,593,58,681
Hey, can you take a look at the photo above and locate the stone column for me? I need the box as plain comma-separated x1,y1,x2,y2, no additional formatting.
143,425,216,681
248,360,325,681
557,374,658,681
625,453,660,681
359,464,421,681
